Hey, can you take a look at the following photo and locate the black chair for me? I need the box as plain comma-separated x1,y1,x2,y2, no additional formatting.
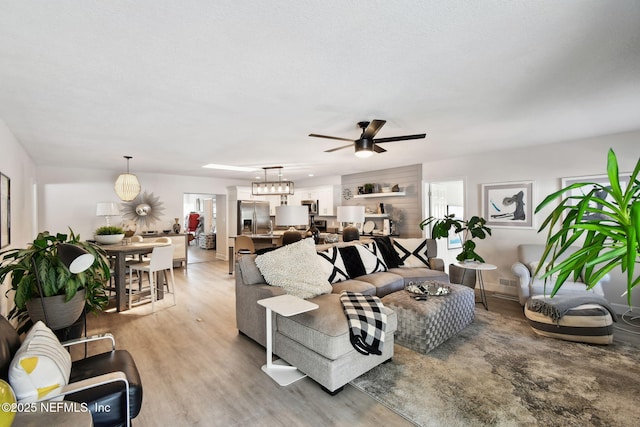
0,316,143,427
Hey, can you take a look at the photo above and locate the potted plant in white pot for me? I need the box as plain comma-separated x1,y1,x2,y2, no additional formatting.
94,225,125,245
0,230,110,334
535,148,639,304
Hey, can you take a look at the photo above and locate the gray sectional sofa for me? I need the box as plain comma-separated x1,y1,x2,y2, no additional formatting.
235,237,449,393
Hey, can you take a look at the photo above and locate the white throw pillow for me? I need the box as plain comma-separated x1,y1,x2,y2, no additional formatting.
9,321,71,402
317,246,349,284
393,238,431,268
255,238,332,299
358,242,388,274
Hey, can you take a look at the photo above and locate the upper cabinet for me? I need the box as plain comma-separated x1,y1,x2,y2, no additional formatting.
294,185,339,216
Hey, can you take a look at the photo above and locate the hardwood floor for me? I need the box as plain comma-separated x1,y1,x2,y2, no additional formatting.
78,248,639,426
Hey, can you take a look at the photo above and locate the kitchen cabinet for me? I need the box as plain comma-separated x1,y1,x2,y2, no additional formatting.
292,185,339,216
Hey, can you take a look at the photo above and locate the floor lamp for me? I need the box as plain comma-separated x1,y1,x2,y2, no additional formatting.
337,206,365,242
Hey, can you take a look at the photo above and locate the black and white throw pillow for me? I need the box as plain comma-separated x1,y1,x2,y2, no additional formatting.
317,247,349,283
393,238,431,268
360,242,388,273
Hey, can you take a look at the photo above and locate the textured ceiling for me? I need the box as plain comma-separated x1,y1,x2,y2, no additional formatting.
0,1,639,182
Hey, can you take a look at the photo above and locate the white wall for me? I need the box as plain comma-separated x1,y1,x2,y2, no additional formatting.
422,130,640,312
37,166,239,241
0,119,38,316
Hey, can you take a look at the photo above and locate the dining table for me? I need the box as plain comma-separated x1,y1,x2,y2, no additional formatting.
99,241,171,312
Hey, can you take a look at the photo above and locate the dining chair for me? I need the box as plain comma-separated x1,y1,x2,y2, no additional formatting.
127,245,176,312
235,235,255,256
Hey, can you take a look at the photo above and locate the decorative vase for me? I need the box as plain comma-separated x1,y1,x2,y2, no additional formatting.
26,288,86,330
172,218,181,234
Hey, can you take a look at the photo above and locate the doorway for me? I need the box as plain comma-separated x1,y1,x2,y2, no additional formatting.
183,193,216,263
424,179,465,271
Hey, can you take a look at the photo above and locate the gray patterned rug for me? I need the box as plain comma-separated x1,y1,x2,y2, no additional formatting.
350,308,640,427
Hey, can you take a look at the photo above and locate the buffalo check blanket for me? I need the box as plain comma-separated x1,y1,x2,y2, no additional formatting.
339,291,387,355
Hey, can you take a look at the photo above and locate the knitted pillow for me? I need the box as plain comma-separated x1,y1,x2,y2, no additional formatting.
255,238,332,299
317,246,349,284
9,321,71,402
393,238,431,268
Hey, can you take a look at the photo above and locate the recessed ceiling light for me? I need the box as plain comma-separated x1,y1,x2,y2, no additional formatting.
308,173,314,177
202,164,257,172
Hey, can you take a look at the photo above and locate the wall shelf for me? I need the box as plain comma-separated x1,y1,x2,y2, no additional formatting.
365,214,389,218
354,191,406,199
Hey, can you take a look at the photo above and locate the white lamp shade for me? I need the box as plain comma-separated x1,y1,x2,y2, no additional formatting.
96,202,120,216
114,173,141,201
275,205,308,226
337,206,365,223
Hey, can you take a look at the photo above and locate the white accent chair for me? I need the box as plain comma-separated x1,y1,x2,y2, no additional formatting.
127,245,177,312
511,244,607,305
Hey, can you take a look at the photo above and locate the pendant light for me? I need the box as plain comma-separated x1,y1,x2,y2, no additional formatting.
114,156,141,201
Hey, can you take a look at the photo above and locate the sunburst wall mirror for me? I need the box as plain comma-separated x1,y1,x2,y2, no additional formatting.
121,191,165,231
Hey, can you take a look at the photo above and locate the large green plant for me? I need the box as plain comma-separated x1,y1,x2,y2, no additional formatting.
535,149,640,305
0,229,110,328
420,215,492,262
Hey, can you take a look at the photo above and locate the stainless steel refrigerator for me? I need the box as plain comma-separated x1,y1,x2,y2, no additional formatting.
237,200,271,235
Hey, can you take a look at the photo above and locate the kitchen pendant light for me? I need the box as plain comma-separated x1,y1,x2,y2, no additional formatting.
251,166,294,196
114,156,141,201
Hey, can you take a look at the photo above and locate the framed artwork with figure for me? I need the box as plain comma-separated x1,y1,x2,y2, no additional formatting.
482,181,534,229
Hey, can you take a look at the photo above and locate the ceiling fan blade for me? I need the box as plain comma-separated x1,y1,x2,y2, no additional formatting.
373,145,387,153
324,144,353,153
362,119,386,139
374,133,426,144
309,133,354,142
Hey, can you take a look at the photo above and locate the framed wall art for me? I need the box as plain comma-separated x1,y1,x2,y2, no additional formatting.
482,181,534,229
1,173,9,248
561,173,630,220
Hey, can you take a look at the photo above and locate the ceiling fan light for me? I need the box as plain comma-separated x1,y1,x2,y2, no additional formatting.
355,149,374,158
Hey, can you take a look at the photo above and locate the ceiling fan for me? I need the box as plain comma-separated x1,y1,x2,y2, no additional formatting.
309,119,426,158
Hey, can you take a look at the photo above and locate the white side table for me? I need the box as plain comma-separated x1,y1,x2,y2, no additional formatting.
257,294,318,386
455,262,497,310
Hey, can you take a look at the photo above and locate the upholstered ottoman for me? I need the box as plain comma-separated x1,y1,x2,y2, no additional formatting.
524,296,615,345
381,283,475,354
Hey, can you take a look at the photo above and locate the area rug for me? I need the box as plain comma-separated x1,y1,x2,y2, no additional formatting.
350,308,640,427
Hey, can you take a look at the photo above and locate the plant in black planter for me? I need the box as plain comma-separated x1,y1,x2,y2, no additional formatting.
0,229,110,334
420,215,492,262
535,148,639,304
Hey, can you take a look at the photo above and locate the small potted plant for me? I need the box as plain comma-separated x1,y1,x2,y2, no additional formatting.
0,230,110,333
94,225,125,245
420,215,492,262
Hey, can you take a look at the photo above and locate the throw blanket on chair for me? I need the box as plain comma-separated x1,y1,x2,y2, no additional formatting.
527,295,618,323
340,291,387,356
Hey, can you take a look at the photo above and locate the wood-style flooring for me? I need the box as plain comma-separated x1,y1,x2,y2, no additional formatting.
77,246,639,426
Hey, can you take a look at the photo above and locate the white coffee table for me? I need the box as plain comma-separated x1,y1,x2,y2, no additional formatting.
257,294,318,386
455,261,497,310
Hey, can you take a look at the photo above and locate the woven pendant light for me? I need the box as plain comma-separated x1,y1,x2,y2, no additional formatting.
114,156,141,201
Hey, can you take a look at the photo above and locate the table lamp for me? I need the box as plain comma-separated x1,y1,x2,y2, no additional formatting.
337,206,365,242
96,202,121,226
276,205,308,245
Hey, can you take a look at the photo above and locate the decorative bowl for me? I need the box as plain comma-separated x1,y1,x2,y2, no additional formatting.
94,234,125,245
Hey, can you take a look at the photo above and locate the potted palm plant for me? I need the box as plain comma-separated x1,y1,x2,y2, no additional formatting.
420,215,492,262
535,148,639,305
0,229,110,333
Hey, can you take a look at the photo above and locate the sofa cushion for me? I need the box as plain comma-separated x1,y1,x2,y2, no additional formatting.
393,238,431,268
275,293,397,360
388,267,450,284
9,321,71,402
237,255,265,285
355,272,405,297
331,279,377,296
255,238,332,299
317,247,349,284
